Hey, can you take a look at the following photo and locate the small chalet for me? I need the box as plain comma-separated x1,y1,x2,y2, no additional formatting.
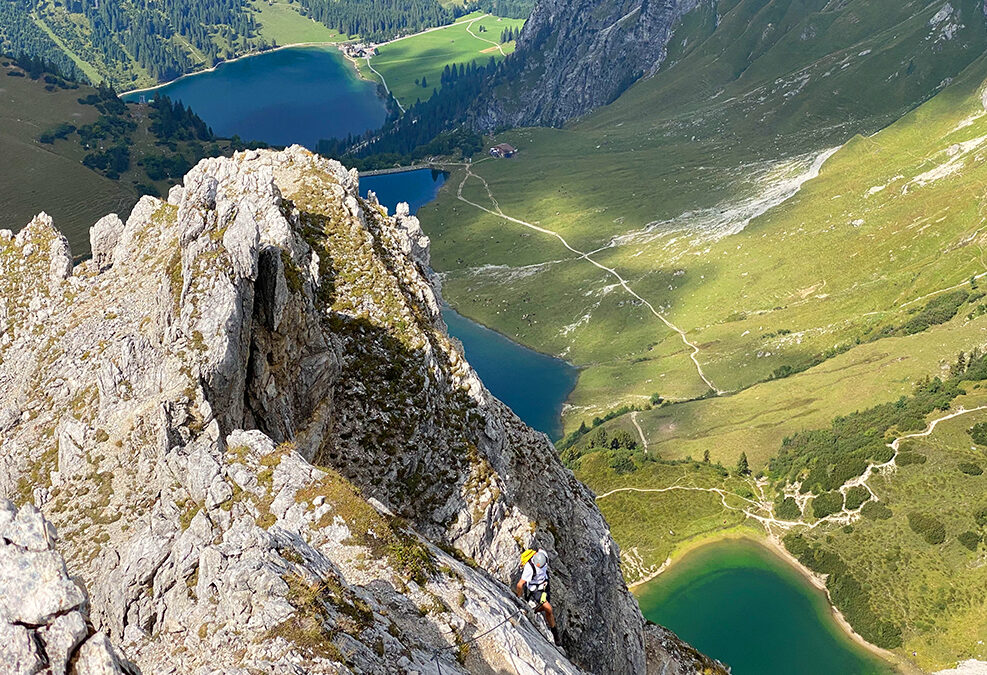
489,143,517,158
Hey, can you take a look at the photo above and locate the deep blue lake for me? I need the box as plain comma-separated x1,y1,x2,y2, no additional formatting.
362,169,579,439
122,46,387,148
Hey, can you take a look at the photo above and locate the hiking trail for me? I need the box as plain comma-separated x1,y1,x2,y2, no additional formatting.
450,161,723,395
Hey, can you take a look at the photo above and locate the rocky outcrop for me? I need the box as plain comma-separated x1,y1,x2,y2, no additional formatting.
471,0,704,128
0,147,727,674
0,500,134,675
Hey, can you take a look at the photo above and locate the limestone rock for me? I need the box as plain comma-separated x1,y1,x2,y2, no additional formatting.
0,620,43,675
0,502,131,675
89,214,125,272
40,611,89,674
3,503,56,551
75,634,128,675
0,148,725,675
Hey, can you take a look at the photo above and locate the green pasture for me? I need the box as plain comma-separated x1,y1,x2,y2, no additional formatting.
360,12,523,107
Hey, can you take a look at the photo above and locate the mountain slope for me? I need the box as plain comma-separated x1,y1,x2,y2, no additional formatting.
0,146,726,675
422,0,987,427
525,29,987,675
476,0,987,129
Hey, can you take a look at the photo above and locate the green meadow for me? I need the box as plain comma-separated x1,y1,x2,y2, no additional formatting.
357,12,524,107
252,0,346,46
0,60,135,247
422,0,987,433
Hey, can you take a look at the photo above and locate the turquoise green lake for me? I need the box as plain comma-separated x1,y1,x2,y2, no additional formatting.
122,46,387,148
636,539,896,675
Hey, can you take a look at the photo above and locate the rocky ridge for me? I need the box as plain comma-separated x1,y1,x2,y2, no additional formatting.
0,147,726,674
471,0,703,129
0,500,136,674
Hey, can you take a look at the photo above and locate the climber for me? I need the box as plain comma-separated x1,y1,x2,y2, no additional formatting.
516,548,562,646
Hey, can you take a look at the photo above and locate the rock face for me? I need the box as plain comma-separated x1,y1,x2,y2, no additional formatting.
471,0,703,129
0,500,134,675
0,147,727,675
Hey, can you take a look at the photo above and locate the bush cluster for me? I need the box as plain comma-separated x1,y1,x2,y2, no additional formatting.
844,485,870,511
784,534,902,648
861,501,893,520
907,511,946,545
896,451,927,467
958,530,982,551
811,491,844,519
774,496,802,520
969,422,987,446
958,462,984,476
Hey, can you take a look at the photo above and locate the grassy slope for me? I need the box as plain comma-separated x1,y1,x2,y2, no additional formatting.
251,0,346,45
421,0,987,430
357,13,523,107
0,61,136,251
0,60,244,254
801,392,987,670
563,51,987,668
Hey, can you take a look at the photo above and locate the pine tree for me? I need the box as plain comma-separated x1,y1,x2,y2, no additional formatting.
737,452,750,475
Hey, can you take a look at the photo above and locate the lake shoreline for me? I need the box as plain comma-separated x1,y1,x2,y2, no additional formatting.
438,303,578,440
634,528,919,674
118,41,345,98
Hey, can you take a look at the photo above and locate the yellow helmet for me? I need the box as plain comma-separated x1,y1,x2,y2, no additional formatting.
520,549,537,566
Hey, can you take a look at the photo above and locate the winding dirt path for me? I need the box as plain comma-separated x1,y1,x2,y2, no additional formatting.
465,19,506,56
364,56,404,113
631,411,649,453
451,161,723,394
597,406,987,540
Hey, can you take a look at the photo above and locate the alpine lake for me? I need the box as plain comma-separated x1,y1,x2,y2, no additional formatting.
120,46,899,674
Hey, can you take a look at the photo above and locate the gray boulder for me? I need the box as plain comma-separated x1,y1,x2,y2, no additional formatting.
89,214,125,272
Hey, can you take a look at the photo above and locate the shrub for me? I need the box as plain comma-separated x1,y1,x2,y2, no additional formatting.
812,491,844,519
588,428,608,449
844,485,870,511
861,501,892,520
958,462,984,476
775,496,802,521
969,422,987,446
898,290,969,335
610,429,637,451
908,512,946,545
975,506,987,527
958,531,982,551
608,449,636,474
896,451,927,467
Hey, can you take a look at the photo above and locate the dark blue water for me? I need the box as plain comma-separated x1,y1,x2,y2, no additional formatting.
122,47,386,148
441,306,578,439
361,169,447,215
362,169,579,439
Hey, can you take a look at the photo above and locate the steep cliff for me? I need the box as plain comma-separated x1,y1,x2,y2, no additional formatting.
473,0,703,128
472,0,987,130
0,147,726,674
